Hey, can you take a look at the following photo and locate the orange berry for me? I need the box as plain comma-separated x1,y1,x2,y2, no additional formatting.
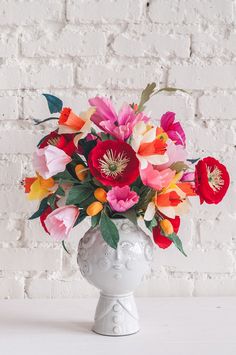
75,164,88,181
160,219,174,236
86,201,103,216
94,188,107,203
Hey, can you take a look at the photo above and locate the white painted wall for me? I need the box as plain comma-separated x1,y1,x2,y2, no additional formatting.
0,0,236,298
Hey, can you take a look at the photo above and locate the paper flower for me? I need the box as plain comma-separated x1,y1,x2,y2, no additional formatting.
153,215,180,249
195,157,230,204
24,174,55,200
44,205,79,240
161,112,186,146
39,130,77,156
107,186,139,212
88,140,139,187
140,164,175,191
33,145,72,179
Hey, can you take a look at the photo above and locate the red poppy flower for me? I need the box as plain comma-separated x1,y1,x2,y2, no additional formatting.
88,140,139,187
39,130,77,156
195,157,230,205
153,215,180,249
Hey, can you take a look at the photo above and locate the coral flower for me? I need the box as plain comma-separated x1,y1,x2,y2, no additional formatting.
89,96,149,141
140,163,175,191
88,140,139,187
131,121,169,169
195,157,230,204
107,186,139,212
24,174,55,200
153,215,180,249
44,205,79,240
33,145,72,179
161,112,186,146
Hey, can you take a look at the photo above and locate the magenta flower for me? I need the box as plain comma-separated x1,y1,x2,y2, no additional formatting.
44,205,79,240
107,186,139,212
161,111,186,146
140,164,175,191
33,145,72,179
89,96,149,141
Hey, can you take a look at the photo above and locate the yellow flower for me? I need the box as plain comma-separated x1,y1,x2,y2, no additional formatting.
86,201,103,216
160,219,174,235
94,188,107,203
26,174,55,200
75,164,88,181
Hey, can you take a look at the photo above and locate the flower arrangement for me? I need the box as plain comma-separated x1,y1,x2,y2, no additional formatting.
24,83,230,256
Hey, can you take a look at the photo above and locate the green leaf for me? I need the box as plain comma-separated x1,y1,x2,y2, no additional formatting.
187,158,200,164
100,212,119,249
28,197,48,220
113,209,137,225
53,170,78,183
154,87,188,95
66,185,93,205
47,186,65,209
170,161,189,173
74,210,87,227
91,213,101,228
144,217,158,232
78,138,97,160
62,240,70,255
166,233,187,257
138,82,156,112
42,93,63,114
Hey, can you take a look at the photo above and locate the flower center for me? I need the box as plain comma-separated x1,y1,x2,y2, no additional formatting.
99,149,130,178
207,166,224,192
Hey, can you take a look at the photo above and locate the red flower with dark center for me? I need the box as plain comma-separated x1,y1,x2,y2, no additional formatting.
39,130,77,156
88,140,139,187
153,215,180,249
195,157,230,205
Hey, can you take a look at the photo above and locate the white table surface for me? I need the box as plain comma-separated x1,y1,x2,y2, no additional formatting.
0,298,236,355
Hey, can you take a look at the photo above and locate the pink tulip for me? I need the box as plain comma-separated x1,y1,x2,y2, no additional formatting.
89,96,149,140
107,186,139,212
33,145,72,179
140,164,175,191
161,111,186,146
44,206,79,240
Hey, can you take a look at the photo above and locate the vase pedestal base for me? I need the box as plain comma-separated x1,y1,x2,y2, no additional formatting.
92,292,139,336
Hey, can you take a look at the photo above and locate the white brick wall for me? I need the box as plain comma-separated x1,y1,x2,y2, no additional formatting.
0,0,235,298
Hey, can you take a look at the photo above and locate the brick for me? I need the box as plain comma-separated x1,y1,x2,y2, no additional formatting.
194,278,236,296
0,32,18,58
0,188,37,214
149,0,233,24
0,219,21,242
77,64,163,89
153,248,233,273
0,160,22,185
0,278,24,299
199,214,236,245
199,94,236,120
0,248,62,271
113,34,190,58
192,33,236,58
67,0,142,23
168,65,236,90
27,278,98,298
22,29,106,57
136,277,194,296
0,97,18,119
0,66,21,90
0,129,42,154
0,0,63,25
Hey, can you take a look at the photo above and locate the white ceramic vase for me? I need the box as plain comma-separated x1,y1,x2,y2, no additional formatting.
77,219,154,336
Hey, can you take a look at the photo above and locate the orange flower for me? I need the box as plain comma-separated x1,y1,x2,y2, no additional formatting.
75,164,88,181
138,138,166,157
177,182,196,196
24,174,55,200
94,188,107,203
86,201,103,216
24,177,37,193
155,191,182,207
59,108,86,131
160,219,174,235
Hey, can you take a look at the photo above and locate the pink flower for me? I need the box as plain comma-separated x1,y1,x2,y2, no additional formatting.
157,140,187,171
140,164,175,191
181,172,195,182
33,145,72,179
44,206,79,240
89,97,149,140
161,112,186,146
107,186,139,212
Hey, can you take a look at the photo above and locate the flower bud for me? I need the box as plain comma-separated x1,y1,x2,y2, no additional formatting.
75,164,88,181
160,219,174,236
94,188,107,203
86,201,103,216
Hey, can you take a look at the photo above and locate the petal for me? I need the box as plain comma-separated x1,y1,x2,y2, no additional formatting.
144,202,156,221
